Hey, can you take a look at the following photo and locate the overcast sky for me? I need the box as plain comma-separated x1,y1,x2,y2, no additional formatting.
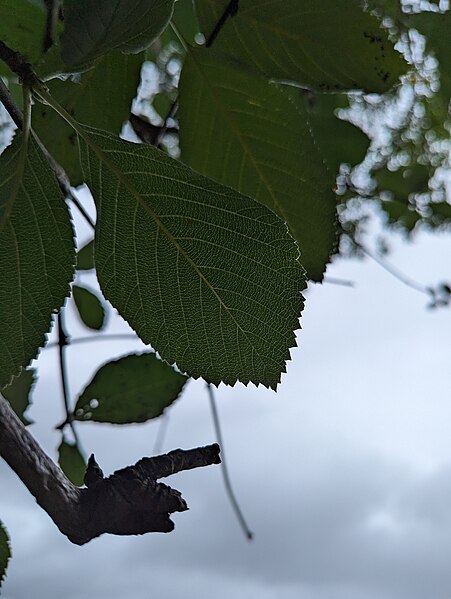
2,209,451,598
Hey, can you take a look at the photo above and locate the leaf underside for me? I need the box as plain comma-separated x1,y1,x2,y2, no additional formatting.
195,0,407,93
75,125,305,388
60,0,175,68
0,134,75,388
179,50,337,281
75,352,187,423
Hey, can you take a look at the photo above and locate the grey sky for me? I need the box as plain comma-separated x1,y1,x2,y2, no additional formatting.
1,226,451,599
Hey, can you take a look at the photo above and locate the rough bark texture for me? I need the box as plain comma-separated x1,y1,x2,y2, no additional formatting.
0,393,221,545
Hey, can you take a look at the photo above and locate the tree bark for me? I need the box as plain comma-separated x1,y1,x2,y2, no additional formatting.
0,393,220,545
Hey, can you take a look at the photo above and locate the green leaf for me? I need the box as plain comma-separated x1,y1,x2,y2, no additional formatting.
74,352,187,423
195,0,407,92
301,93,370,174
60,120,304,388
375,164,430,202
72,284,106,331
0,133,75,389
33,51,143,185
58,438,86,486
0,520,11,590
1,367,35,426
76,239,94,270
179,51,336,281
60,0,175,68
0,0,46,77
410,11,451,103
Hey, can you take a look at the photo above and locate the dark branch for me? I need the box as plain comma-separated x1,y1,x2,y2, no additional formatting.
129,113,178,146
205,0,240,48
0,78,23,129
0,40,40,87
0,394,220,545
43,0,60,52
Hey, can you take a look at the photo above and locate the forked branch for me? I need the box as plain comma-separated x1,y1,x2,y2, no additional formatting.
0,394,220,545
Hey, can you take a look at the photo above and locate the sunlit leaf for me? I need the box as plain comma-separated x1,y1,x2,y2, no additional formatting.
60,0,175,68
179,51,336,281
0,133,75,389
58,438,86,486
69,124,304,388
195,0,407,92
0,520,11,589
72,284,106,331
74,352,187,423
1,367,35,426
33,51,143,185
76,239,94,270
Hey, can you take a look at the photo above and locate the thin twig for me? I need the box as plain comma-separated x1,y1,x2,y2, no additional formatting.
43,0,60,52
69,195,96,229
356,241,430,296
56,311,81,446
45,333,139,349
205,0,240,47
153,412,170,455
323,276,354,288
206,383,253,540
0,78,23,129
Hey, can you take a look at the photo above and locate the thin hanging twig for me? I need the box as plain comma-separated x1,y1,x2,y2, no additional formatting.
56,311,81,447
153,411,170,455
206,383,253,540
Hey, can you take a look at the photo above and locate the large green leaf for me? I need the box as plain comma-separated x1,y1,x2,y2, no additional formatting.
0,0,46,77
33,51,143,185
0,134,75,389
60,0,175,68
72,284,106,331
58,438,86,486
0,520,11,589
179,51,336,281
74,352,187,423
195,0,407,92
61,122,304,388
1,367,35,426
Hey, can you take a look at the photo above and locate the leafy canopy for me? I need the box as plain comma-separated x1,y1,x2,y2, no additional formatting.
3,0,451,582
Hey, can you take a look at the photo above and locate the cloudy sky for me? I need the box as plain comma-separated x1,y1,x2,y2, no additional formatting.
1,206,451,598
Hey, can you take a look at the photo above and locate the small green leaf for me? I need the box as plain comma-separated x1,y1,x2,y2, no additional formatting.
179,51,337,281
0,133,75,389
1,367,35,426
58,438,87,486
0,520,11,589
195,0,407,92
74,352,187,424
72,284,106,331
0,0,46,76
60,0,175,68
76,239,94,270
33,51,143,185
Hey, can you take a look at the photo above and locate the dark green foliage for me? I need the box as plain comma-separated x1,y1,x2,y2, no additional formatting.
73,125,305,388
179,51,337,281
0,521,11,589
74,352,187,424
33,51,143,185
60,0,175,68
72,285,106,331
58,438,87,486
0,133,75,389
195,0,407,92
1,368,35,426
